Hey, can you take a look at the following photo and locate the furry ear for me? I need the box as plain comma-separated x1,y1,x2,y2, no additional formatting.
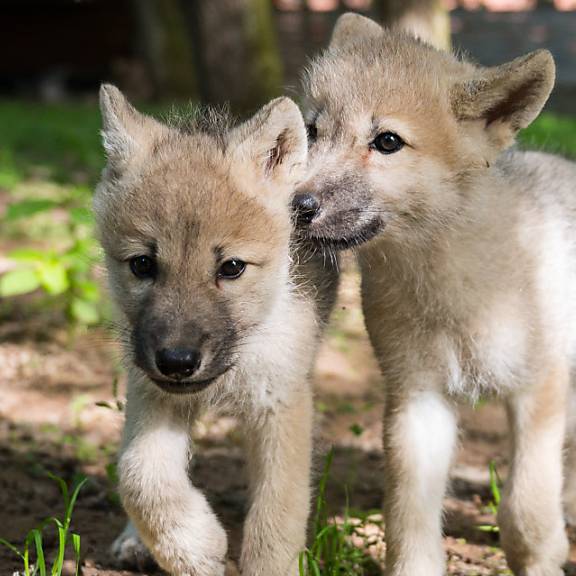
330,13,382,50
99,84,164,166
451,50,555,149
230,97,307,187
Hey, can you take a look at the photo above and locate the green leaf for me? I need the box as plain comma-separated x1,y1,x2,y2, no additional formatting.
0,169,20,189
69,207,93,225
0,267,41,296
94,401,114,410
76,280,99,302
477,524,499,533
5,199,58,221
70,298,99,325
37,261,69,295
7,248,48,263
349,423,364,437
105,463,119,485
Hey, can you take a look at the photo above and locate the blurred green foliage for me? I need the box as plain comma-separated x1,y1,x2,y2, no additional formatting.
520,112,576,158
0,102,102,186
0,102,103,326
0,102,575,329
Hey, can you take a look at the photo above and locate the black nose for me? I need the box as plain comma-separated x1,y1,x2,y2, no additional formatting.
155,348,201,380
292,193,320,225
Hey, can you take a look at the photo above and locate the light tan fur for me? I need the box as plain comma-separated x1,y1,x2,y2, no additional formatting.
95,85,338,576
296,13,575,576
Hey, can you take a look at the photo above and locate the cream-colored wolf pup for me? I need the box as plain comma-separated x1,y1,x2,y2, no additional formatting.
292,12,576,576
94,85,338,576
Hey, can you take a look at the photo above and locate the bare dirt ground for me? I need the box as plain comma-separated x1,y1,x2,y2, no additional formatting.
1,262,576,575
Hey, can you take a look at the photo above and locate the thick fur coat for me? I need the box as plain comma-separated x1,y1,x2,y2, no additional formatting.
296,13,576,576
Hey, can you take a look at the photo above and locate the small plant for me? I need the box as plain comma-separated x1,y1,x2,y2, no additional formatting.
478,461,502,534
349,423,364,437
0,189,101,327
0,472,87,576
299,450,380,575
94,374,125,413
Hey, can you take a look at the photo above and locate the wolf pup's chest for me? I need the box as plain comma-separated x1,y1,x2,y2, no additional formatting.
447,298,529,397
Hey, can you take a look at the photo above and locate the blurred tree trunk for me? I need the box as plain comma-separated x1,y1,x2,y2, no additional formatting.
132,0,198,99
186,0,283,113
375,0,451,50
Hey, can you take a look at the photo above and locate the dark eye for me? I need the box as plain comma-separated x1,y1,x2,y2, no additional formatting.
371,131,404,154
129,255,157,279
306,123,318,143
218,259,246,280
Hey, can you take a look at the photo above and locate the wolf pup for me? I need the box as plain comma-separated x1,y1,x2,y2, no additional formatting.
293,13,576,576
94,85,338,576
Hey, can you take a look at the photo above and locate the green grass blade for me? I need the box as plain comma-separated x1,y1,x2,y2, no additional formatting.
39,517,64,532
309,553,321,576
71,533,81,576
0,537,24,560
65,477,87,528
298,550,307,576
478,524,499,533
313,448,333,536
24,537,31,576
47,472,70,514
28,529,46,576
51,525,66,576
489,461,501,506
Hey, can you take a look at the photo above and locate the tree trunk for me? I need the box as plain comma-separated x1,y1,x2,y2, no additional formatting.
186,0,283,113
131,0,198,99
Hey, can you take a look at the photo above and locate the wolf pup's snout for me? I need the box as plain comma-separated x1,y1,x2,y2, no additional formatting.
292,192,320,224
155,347,201,380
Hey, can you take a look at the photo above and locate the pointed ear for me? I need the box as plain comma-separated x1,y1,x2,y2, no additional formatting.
230,97,307,188
99,84,164,167
330,13,382,50
451,50,555,149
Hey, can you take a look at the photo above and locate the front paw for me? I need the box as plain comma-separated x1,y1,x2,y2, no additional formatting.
148,516,228,576
111,521,156,571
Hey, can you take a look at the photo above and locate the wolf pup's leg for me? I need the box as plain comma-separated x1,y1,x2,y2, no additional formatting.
110,520,155,570
240,386,313,576
116,392,227,576
382,388,458,576
562,383,576,525
498,365,569,576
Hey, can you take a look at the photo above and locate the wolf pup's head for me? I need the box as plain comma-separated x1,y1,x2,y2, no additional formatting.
293,13,555,249
95,86,307,394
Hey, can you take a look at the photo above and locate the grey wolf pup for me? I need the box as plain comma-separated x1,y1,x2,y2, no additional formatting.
292,12,576,576
94,85,338,576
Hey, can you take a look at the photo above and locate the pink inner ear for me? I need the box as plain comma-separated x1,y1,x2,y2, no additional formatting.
265,129,289,174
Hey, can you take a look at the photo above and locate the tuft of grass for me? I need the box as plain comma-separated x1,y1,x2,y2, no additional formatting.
477,461,502,534
0,472,87,576
299,450,381,576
